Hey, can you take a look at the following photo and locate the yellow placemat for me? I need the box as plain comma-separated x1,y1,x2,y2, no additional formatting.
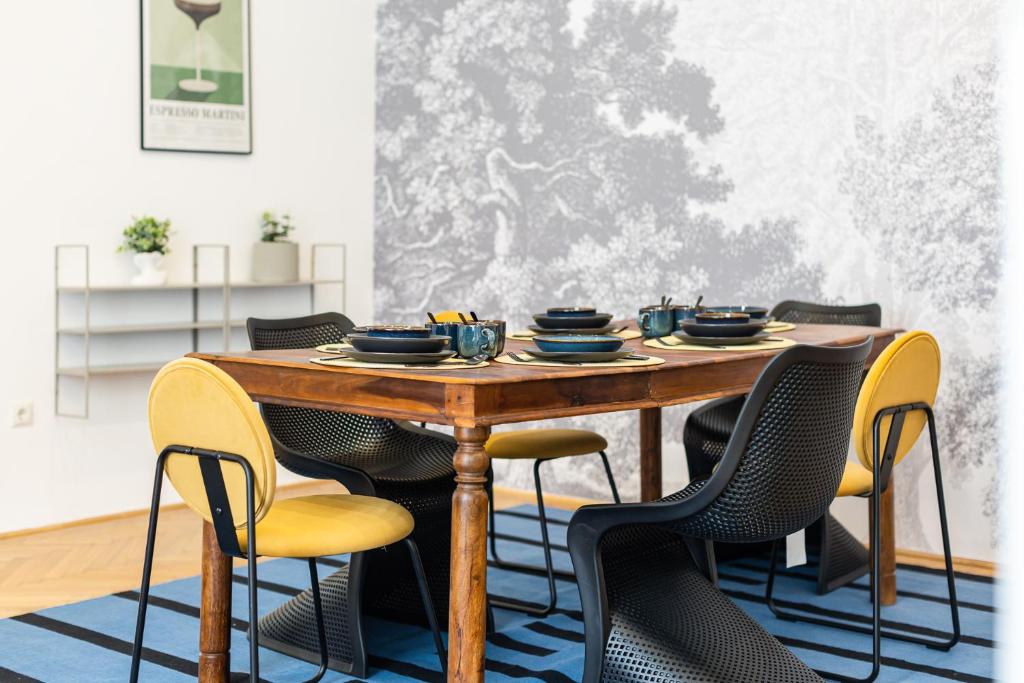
495,353,664,368
643,336,797,352
315,343,353,354
311,356,488,370
764,321,797,333
509,329,643,341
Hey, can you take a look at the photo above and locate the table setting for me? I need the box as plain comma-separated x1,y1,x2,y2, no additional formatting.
310,296,804,372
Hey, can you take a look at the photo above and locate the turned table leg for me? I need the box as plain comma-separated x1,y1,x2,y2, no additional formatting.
199,522,232,682
639,407,662,502
447,425,491,682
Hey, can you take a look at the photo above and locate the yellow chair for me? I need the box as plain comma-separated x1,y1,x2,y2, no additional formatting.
129,358,445,682
486,428,620,616
765,331,960,682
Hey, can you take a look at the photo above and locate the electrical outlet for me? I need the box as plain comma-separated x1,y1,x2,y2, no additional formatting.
11,401,33,428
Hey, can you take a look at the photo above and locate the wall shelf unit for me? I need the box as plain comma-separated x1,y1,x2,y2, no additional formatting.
54,243,346,417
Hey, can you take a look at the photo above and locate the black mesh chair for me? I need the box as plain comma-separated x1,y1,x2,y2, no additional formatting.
684,300,882,593
246,313,461,678
569,339,872,683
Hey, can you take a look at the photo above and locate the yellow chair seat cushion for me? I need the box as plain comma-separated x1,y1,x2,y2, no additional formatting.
837,461,874,497
237,494,414,558
486,429,608,460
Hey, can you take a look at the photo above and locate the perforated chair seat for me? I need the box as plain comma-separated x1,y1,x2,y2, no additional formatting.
236,494,414,558
486,429,608,460
837,461,874,497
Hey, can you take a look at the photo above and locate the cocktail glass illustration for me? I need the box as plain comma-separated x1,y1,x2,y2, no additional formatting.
173,0,222,94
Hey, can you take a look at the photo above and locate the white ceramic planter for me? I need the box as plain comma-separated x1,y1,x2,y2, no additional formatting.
131,251,167,286
252,241,299,283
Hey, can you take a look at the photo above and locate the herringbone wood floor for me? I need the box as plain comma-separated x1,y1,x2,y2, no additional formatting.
0,482,586,618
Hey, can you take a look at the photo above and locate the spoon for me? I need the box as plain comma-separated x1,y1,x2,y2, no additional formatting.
694,295,704,309
464,354,488,365
470,311,479,321
458,312,470,324
665,297,673,308
427,312,438,324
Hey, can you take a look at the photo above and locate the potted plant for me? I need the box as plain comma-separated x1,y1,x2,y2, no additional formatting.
252,210,299,282
118,216,172,285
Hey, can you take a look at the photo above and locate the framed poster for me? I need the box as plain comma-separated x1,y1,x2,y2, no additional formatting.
140,0,252,154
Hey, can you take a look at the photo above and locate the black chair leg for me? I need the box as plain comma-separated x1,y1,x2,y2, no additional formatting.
303,558,329,683
767,413,960,659
404,538,447,672
597,451,621,504
130,456,166,683
488,459,559,615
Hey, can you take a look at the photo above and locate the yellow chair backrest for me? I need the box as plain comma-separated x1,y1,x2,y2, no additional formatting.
852,331,940,470
433,310,468,323
148,358,277,528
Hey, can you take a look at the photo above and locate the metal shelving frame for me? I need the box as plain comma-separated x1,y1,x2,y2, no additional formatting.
54,243,346,418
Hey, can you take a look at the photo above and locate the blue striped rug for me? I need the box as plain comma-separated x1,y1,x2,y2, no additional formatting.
0,505,993,682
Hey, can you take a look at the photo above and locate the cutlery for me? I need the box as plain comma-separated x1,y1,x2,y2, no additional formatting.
624,355,649,361
656,337,675,347
427,311,438,324
695,294,704,309
469,311,479,321
610,325,628,334
464,354,488,365
458,312,470,323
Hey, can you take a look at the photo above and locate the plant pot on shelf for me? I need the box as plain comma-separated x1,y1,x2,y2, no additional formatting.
251,241,299,283
131,251,167,286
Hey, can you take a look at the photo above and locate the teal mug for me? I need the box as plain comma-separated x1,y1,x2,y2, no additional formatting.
456,322,498,359
639,306,675,339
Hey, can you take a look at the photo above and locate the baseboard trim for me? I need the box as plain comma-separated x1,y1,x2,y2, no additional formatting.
0,479,336,541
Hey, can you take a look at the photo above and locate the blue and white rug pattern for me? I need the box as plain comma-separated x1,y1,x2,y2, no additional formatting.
0,506,994,682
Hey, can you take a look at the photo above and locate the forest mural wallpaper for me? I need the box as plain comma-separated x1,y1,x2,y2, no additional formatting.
374,0,1001,560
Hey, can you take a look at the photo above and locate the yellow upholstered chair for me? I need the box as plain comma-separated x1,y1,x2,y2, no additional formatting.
486,428,620,616
129,358,445,683
765,331,960,681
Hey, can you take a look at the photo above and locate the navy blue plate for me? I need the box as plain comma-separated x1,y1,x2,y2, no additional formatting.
348,334,451,353
533,334,624,353
528,324,616,335
673,331,770,346
523,347,633,363
680,320,766,338
707,306,769,319
533,313,613,329
343,349,457,364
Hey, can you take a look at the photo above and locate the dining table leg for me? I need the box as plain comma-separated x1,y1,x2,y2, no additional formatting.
447,425,491,682
199,521,233,682
639,407,662,502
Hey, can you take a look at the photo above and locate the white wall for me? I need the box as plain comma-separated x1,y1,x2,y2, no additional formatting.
0,0,376,533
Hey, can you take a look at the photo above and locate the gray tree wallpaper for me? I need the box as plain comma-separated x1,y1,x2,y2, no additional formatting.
374,0,1002,560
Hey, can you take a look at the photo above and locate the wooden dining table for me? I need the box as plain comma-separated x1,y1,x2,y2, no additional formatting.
188,322,899,682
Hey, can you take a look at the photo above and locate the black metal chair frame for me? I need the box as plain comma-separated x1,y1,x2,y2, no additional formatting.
765,402,961,682
568,340,872,682
129,445,445,683
487,451,621,616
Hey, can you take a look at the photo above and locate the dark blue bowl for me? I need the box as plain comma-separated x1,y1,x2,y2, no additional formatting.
695,312,751,325
546,307,598,317
533,334,624,353
364,325,432,338
708,306,769,319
